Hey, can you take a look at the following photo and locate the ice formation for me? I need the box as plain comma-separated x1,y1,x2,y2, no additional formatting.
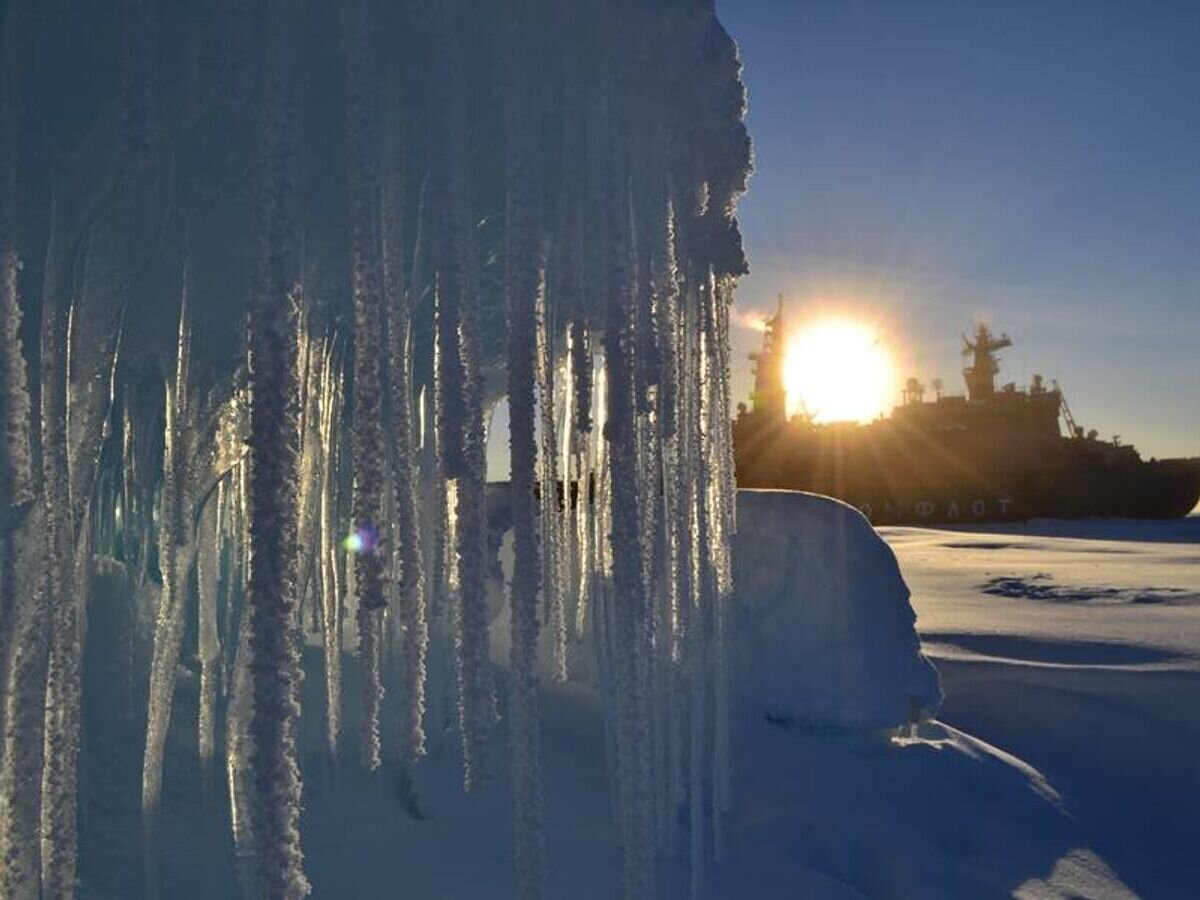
0,1,750,898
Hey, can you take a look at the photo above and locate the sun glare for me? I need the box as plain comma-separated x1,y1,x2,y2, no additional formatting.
784,319,894,422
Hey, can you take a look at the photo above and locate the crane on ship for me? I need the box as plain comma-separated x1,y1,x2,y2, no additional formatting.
1056,380,1082,437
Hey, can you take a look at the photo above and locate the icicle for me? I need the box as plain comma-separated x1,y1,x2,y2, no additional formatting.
709,275,735,862
560,333,579,640
453,386,494,793
198,482,221,771
120,394,136,575
592,357,610,579
665,447,686,838
602,96,656,899
41,402,82,900
382,92,428,766
572,339,598,641
505,34,548,893
426,389,456,744
318,344,344,763
0,509,49,900
0,16,35,863
42,211,126,894
433,8,494,790
141,280,195,900
429,307,451,616
346,0,388,773
294,329,325,641
558,338,587,662
690,304,714,900
226,598,258,899
421,330,456,749
244,0,310,894
642,185,681,854
223,440,251,693
536,287,568,684
672,68,749,870
0,0,33,514
34,132,133,897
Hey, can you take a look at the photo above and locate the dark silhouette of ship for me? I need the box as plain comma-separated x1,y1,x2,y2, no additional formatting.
733,301,1200,524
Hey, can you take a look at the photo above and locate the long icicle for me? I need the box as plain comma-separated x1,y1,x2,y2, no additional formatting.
197,475,221,799
382,79,428,767
226,567,258,899
318,341,344,765
505,21,548,893
0,0,32,517
141,276,194,900
536,291,568,684
346,0,387,772
244,0,309,893
603,89,656,900
650,190,682,855
685,273,707,900
0,3,45,891
434,5,494,790
709,274,735,862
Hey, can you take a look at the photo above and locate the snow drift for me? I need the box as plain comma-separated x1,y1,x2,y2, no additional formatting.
731,490,942,732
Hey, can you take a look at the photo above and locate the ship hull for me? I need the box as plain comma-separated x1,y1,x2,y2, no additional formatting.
733,425,1200,525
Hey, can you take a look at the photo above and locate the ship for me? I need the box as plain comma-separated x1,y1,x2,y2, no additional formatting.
732,302,1200,524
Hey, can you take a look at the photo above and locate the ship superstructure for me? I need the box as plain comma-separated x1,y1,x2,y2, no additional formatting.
748,295,788,420
733,315,1200,523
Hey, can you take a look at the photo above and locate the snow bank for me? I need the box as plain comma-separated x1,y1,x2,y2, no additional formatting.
732,490,941,731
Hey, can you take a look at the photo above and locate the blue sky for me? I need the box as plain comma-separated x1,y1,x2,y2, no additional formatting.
718,0,1200,459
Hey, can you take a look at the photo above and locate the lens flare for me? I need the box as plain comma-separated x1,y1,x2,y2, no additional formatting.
342,522,380,555
733,309,771,332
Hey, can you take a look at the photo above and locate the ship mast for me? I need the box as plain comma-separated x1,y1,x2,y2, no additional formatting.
961,323,1012,401
749,294,788,421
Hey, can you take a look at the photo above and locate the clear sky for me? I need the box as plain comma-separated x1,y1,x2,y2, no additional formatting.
718,0,1200,460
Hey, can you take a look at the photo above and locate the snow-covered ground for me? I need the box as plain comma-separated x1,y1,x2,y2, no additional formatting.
77,501,1200,898
298,497,1187,900
887,516,1200,899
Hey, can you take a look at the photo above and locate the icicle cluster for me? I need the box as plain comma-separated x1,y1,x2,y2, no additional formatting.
0,3,750,899
313,344,346,765
557,6,750,898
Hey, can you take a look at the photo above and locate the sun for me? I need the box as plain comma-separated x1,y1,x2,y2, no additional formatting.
784,319,895,422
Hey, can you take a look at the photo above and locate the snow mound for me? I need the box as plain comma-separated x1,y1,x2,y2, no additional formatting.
733,490,942,731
